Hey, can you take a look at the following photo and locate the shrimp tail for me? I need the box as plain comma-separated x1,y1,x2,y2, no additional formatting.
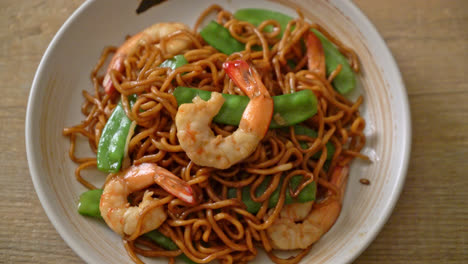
153,166,196,204
102,55,124,95
223,60,273,138
306,31,326,79
329,165,349,197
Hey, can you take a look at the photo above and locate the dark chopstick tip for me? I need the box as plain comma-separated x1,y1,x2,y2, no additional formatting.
136,0,167,14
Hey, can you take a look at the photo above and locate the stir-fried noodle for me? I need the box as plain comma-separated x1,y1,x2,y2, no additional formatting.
63,5,367,264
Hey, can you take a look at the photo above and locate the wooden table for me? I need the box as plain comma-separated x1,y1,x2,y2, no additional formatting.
1,0,466,263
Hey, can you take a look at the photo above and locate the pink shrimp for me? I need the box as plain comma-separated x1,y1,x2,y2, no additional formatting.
175,60,273,169
266,165,349,250
99,163,195,236
102,22,191,95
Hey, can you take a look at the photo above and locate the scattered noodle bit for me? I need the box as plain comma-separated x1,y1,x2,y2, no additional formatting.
359,178,370,185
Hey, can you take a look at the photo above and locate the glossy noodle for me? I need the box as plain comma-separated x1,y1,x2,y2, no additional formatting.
63,5,367,264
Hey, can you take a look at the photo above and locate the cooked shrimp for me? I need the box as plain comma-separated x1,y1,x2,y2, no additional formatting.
279,201,314,222
103,22,192,94
266,165,349,250
175,60,273,169
99,163,195,236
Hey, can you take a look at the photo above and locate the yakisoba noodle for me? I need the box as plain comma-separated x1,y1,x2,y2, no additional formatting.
63,5,368,264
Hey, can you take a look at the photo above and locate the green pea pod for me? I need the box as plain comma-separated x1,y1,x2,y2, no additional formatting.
173,87,317,128
144,230,198,264
77,189,103,218
227,187,237,199
294,176,317,202
97,55,188,173
144,230,178,250
286,59,296,70
241,187,262,214
228,183,263,214
241,180,269,214
291,125,335,160
268,175,317,208
230,175,316,214
159,54,188,69
234,8,292,37
200,21,245,54
227,179,267,214
234,8,356,94
311,29,355,94
97,94,137,173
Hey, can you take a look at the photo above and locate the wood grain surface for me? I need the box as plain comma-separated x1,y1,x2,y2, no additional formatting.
1,0,467,263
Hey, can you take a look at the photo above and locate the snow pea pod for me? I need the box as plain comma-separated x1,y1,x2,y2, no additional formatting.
173,86,317,128
292,125,335,160
159,54,188,69
268,175,317,208
234,8,292,37
145,230,196,264
97,55,188,173
234,8,356,94
228,175,317,214
97,94,137,173
145,230,178,250
312,29,355,94
200,21,244,54
77,189,103,218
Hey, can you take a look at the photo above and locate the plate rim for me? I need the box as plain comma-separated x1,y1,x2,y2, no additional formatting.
332,0,412,262
25,0,412,263
25,1,100,263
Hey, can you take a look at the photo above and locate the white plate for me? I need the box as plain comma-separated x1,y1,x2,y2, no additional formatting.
26,0,411,263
